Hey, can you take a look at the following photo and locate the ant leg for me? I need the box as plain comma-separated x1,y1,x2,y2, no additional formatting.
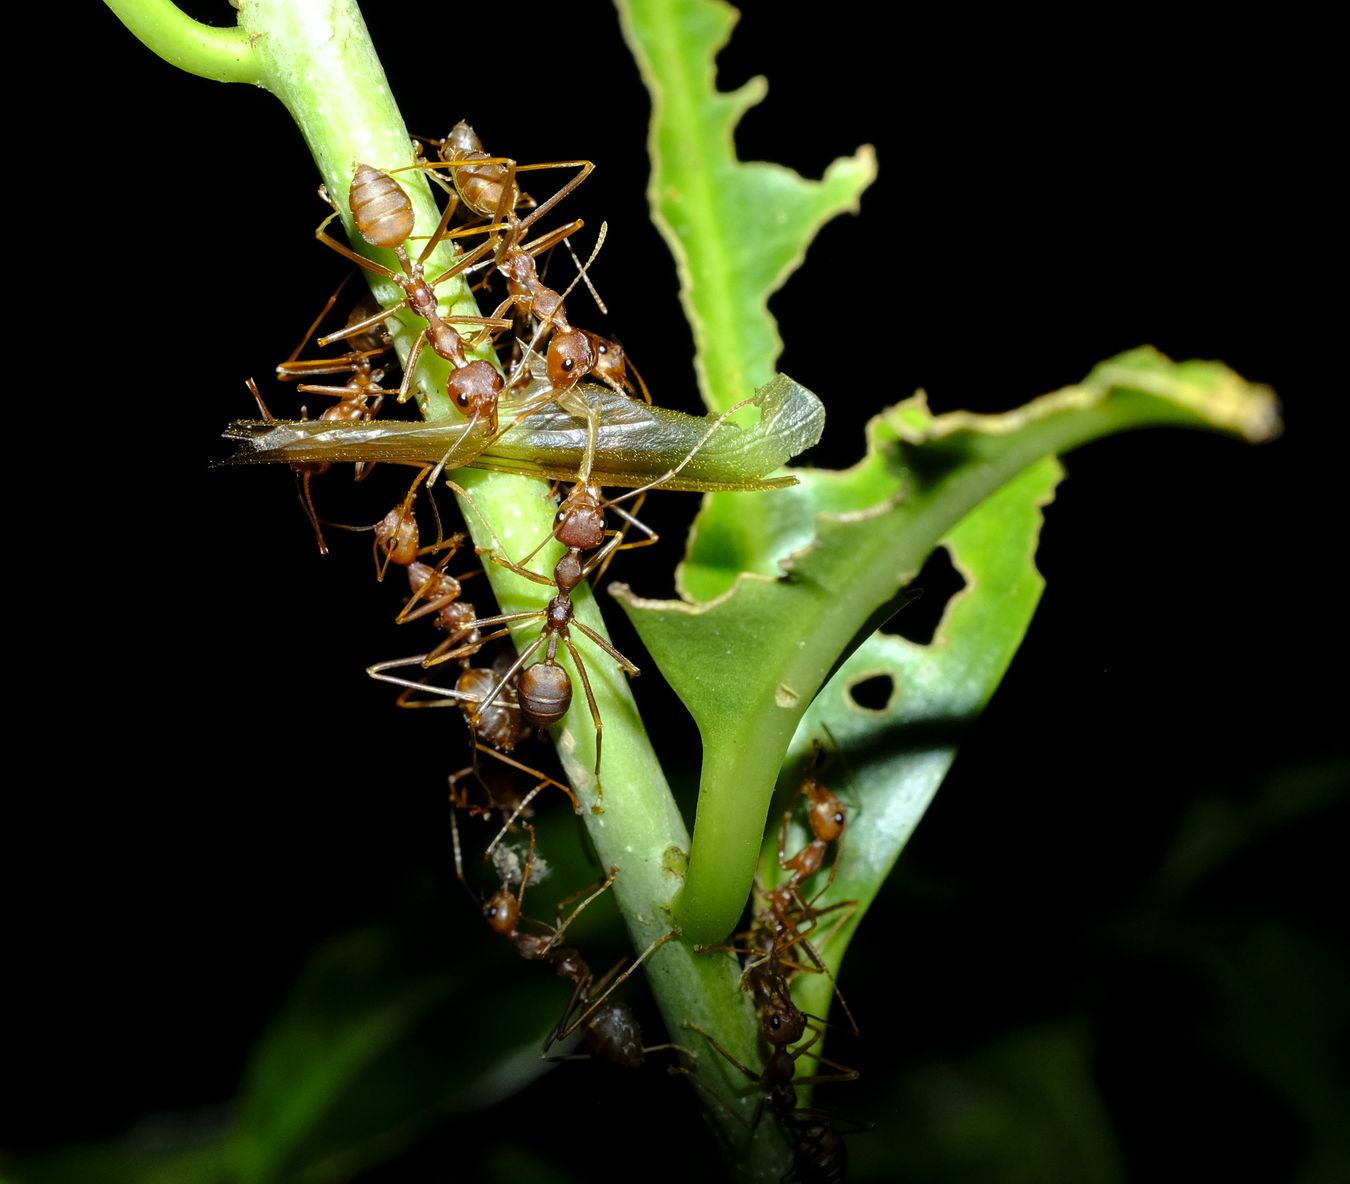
477,745,580,830
543,865,620,955
561,638,607,788
568,622,641,678
550,929,679,1045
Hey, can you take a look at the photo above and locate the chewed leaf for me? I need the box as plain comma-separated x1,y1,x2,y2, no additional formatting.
224,373,823,492
616,0,876,413
614,348,1280,943
678,344,1282,600
778,459,1060,1044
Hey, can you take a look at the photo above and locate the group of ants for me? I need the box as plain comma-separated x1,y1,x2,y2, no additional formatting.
245,121,867,1182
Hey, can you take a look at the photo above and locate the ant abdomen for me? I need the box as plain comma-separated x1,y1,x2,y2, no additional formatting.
457,665,528,752
349,163,414,249
584,999,644,1069
519,663,571,729
443,120,515,216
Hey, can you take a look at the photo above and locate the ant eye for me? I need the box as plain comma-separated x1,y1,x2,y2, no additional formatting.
769,1015,781,1030
562,358,575,372
455,391,471,408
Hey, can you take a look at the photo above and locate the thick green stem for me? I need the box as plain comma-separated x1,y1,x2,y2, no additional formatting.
115,0,787,1173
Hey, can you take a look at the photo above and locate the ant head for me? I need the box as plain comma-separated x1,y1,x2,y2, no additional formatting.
555,487,606,551
500,248,536,285
373,505,418,578
547,328,597,390
586,331,630,393
448,360,502,431
760,989,808,1046
483,887,519,936
805,778,847,843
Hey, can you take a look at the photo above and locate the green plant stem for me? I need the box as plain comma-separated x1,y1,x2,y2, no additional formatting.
114,0,789,1173
106,0,259,83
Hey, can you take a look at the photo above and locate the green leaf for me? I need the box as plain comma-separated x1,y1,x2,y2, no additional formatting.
3,1130,235,1184
857,1025,1125,1184
778,457,1059,1039
615,0,876,413
614,347,1280,943
233,927,560,1184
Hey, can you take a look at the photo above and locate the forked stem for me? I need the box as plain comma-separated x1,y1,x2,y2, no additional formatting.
114,0,788,1175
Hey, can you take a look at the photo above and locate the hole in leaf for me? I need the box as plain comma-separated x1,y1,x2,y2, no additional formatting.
848,674,894,711
886,545,965,645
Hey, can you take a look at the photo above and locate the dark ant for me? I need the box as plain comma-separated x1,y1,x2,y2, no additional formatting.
471,819,683,1072
681,1020,863,1177
274,272,397,393
545,930,685,1069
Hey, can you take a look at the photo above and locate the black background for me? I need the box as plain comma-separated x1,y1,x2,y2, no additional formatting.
9,3,1343,1181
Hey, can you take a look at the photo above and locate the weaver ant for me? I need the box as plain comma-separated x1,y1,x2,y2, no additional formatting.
314,164,510,422
480,828,617,969
446,544,639,798
680,1019,864,1175
369,464,476,584
367,644,582,842
545,929,685,1069
411,123,649,462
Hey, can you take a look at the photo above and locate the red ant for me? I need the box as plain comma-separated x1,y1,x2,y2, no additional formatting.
479,825,617,968
410,124,649,475
442,544,639,798
367,648,582,844
314,165,510,425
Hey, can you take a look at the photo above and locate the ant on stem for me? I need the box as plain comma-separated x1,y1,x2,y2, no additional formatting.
314,164,510,422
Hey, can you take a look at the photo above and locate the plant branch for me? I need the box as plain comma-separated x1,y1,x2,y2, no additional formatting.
114,0,790,1172
105,0,259,84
